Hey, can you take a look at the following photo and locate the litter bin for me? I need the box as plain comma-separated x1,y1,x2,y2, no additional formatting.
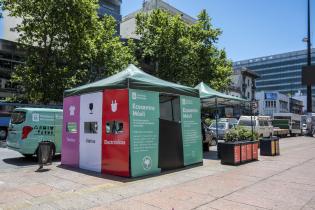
260,136,280,156
38,141,53,166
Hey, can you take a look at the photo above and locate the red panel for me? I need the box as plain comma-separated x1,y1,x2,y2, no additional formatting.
241,144,247,162
234,145,241,164
252,142,259,160
246,144,253,161
102,89,130,177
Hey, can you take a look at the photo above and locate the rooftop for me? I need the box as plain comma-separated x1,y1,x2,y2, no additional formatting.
122,0,196,24
233,48,315,66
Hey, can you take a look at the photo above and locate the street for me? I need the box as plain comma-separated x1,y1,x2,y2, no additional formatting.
0,137,315,210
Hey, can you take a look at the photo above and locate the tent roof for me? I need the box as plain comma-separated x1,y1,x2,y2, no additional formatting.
194,82,248,107
64,64,199,97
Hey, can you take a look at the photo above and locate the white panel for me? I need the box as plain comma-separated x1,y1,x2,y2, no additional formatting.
79,92,103,172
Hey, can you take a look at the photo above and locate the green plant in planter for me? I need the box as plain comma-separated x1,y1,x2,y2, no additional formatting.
225,126,258,142
225,128,239,142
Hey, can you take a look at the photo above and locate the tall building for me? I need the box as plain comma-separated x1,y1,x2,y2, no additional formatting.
0,0,122,100
120,0,196,39
233,49,315,99
99,0,122,33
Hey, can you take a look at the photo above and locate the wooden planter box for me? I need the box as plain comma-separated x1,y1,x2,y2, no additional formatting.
260,137,280,156
220,141,259,165
220,142,241,165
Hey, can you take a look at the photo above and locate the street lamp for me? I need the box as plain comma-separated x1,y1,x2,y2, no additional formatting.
306,0,312,113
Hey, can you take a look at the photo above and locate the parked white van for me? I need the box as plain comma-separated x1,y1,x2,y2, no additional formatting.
238,116,273,138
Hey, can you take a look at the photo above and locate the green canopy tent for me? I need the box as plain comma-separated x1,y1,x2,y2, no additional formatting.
195,82,250,143
63,64,204,177
65,64,199,97
195,82,248,106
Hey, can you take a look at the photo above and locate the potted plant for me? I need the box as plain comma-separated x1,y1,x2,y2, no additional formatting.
219,127,259,165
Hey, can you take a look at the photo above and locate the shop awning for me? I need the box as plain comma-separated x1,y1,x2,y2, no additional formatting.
64,64,199,97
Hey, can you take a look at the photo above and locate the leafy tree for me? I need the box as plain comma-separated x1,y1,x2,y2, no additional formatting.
1,0,135,104
136,9,232,90
90,15,137,81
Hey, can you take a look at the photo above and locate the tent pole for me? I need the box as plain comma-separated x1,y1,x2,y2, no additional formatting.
215,97,219,144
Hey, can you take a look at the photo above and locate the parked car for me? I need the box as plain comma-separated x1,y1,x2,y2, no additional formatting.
6,108,63,158
0,112,11,140
209,119,235,140
238,116,273,138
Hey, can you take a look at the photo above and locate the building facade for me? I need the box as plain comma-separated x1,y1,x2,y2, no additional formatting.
255,91,304,116
228,67,260,100
120,0,196,39
99,0,122,33
233,49,315,101
0,0,122,100
292,91,315,113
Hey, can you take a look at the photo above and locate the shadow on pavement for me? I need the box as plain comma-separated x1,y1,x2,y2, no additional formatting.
57,161,203,183
35,168,51,173
3,155,61,167
203,148,219,160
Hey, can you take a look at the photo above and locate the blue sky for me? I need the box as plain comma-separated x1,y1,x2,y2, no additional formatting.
122,0,311,62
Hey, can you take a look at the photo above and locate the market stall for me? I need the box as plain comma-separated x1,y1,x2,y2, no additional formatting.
195,82,249,141
61,64,203,178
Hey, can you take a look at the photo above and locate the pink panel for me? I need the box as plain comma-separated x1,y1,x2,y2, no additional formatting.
61,96,80,167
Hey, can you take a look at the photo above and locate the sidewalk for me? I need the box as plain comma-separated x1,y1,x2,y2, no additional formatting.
0,137,315,210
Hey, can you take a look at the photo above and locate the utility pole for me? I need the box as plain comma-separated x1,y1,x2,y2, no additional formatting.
307,0,312,112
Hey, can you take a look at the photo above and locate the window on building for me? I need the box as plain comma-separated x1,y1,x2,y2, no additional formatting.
247,92,250,99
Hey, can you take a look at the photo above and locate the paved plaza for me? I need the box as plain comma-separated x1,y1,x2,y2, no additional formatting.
0,137,315,210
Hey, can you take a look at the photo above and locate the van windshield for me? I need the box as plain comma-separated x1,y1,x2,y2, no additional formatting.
238,119,256,127
210,122,227,129
11,111,26,124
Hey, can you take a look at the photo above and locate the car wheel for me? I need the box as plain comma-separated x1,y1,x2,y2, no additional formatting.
0,128,7,140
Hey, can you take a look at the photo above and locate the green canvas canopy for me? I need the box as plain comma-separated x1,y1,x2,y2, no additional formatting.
195,83,250,142
195,82,248,107
64,64,199,97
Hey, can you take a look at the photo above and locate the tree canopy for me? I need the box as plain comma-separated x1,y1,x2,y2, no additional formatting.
1,0,136,104
136,9,232,91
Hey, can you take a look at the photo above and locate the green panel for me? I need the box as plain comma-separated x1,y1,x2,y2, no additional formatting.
272,119,290,129
129,89,161,177
180,96,203,166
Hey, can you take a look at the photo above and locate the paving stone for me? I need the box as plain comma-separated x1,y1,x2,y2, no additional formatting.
130,186,216,210
1,137,315,209
91,198,161,210
196,198,267,210
16,183,60,197
0,188,33,204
